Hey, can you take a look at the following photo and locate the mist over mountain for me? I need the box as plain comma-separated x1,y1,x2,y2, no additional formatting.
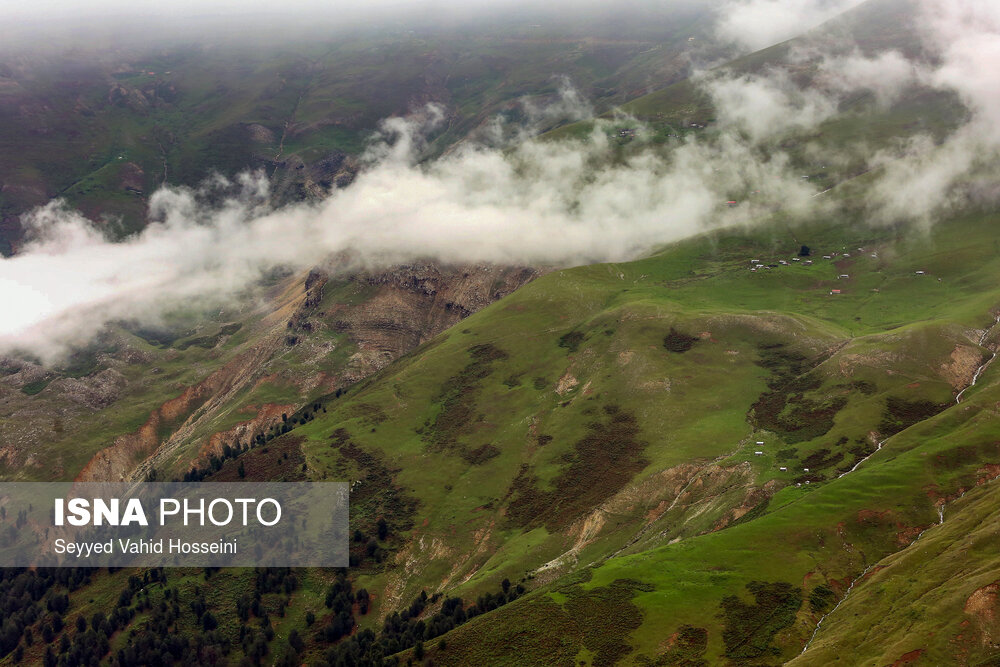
3,2,1000,666
2,0,998,362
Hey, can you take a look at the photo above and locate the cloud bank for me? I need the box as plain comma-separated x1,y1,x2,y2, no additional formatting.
3,0,1000,362
716,0,865,52
0,100,819,361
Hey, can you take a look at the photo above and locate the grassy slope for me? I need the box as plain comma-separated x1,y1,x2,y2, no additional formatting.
261,197,1000,665
352,212,998,667
11,203,998,666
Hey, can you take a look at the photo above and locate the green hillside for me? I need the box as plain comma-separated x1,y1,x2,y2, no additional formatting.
4,0,1000,665
10,197,1000,666
257,201,998,664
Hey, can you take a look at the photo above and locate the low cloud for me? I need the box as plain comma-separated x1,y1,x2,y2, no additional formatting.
711,0,1000,225
0,97,819,362
704,69,838,141
4,0,1000,362
865,0,1000,222
716,0,865,52
817,50,927,108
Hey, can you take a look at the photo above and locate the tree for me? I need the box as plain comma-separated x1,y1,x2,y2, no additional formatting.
798,245,811,257
377,518,389,540
414,641,424,661
238,461,246,479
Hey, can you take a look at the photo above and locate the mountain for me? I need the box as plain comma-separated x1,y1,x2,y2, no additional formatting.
0,3,723,256
3,0,1000,665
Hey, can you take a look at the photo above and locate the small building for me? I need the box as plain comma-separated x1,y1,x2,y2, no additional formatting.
754,451,764,456
756,441,764,445
726,200,738,207
779,467,787,471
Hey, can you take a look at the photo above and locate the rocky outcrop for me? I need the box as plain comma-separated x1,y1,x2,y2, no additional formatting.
76,336,282,482
197,402,299,462
71,262,540,482
334,263,540,379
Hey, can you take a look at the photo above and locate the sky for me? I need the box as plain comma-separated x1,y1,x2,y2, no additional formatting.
0,0,709,24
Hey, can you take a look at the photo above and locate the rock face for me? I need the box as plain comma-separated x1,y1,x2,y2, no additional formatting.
333,264,541,380
69,262,540,482
76,335,284,482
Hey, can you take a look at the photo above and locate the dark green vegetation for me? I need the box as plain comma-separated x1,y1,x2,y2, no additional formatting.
506,405,648,531
750,344,846,444
663,328,699,353
719,582,801,661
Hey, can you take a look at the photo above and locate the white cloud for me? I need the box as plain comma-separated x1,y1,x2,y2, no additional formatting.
716,0,865,52
864,0,1000,222
817,50,926,108
6,0,1000,361
704,69,838,141
0,100,821,362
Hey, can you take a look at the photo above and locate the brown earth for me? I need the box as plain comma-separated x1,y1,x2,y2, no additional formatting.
72,262,539,483
964,581,1000,646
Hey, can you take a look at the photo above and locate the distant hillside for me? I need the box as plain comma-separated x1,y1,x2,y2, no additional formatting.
0,4,723,255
